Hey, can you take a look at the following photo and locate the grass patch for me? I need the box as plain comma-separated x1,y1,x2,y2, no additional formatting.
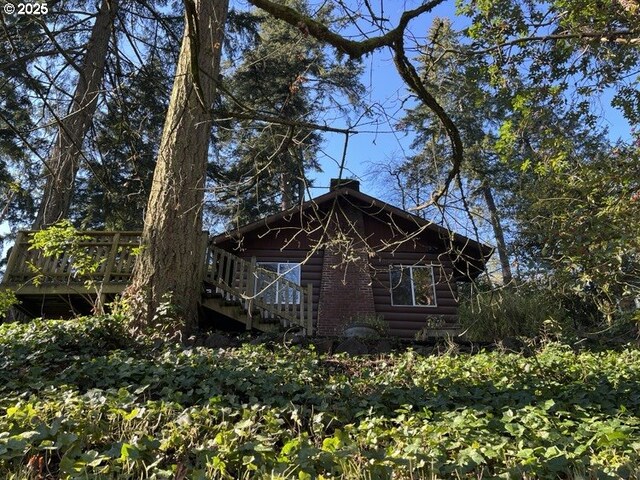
1,317,640,478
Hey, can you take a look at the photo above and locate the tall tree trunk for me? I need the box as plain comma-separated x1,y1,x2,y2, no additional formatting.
481,183,514,286
280,171,291,210
32,0,118,228
124,0,228,335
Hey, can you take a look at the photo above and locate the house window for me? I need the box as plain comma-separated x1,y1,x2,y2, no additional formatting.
389,265,436,306
255,262,301,304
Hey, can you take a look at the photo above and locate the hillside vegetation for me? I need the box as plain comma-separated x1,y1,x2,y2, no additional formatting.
1,316,640,479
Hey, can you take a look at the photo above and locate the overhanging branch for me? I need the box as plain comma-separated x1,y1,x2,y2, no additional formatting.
392,36,463,209
249,0,464,207
217,110,357,135
248,0,445,58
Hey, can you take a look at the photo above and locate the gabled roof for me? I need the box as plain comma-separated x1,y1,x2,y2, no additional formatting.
211,185,493,278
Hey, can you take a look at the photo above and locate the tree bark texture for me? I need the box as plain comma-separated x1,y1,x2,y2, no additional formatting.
124,0,228,335
482,183,513,286
33,0,119,228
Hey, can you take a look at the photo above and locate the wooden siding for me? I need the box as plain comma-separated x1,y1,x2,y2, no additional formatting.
370,251,459,339
216,198,466,338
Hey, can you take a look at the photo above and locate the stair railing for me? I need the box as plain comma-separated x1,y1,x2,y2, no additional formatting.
205,244,313,334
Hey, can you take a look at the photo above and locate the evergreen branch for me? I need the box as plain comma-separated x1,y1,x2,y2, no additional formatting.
35,18,85,76
0,48,82,71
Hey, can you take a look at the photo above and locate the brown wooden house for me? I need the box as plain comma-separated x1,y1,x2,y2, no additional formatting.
2,179,490,338
211,179,492,338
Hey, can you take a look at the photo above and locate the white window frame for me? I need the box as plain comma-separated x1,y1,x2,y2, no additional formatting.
255,262,301,304
389,265,437,307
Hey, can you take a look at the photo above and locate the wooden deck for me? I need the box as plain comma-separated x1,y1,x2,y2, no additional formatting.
2,231,313,334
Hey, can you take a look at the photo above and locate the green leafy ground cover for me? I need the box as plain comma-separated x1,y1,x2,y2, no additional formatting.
1,317,640,479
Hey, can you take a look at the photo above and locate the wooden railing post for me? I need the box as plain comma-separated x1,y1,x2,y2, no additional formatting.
212,248,221,285
198,232,208,288
306,283,313,335
246,257,256,330
3,231,25,284
97,232,121,311
103,233,120,284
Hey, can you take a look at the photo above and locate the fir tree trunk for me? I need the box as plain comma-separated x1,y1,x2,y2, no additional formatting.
280,171,291,210
33,0,118,228
124,0,228,335
481,183,513,286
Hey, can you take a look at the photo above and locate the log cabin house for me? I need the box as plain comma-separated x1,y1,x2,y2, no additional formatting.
209,179,492,338
2,179,491,338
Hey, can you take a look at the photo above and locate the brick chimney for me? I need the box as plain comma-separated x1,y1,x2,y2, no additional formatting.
316,198,376,336
330,178,360,192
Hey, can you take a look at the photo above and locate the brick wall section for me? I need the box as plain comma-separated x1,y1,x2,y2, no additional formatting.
316,200,376,336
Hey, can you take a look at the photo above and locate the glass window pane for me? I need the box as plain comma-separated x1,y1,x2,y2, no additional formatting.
278,264,301,304
256,263,278,304
390,266,413,305
413,267,435,306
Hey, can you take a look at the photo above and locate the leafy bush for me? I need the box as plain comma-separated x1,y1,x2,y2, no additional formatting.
0,288,18,320
342,313,388,336
28,221,100,283
2,317,640,478
458,287,573,342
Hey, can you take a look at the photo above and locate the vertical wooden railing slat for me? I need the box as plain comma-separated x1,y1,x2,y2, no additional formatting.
282,277,289,327
103,233,120,284
216,249,224,295
223,251,232,300
211,248,220,285
306,283,313,334
299,287,305,333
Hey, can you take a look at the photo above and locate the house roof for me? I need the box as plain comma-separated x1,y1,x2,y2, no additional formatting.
211,185,493,279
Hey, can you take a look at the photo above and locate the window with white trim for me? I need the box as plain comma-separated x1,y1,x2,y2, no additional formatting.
389,265,436,306
255,262,301,304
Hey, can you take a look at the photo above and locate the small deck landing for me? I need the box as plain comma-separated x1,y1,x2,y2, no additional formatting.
2,231,313,334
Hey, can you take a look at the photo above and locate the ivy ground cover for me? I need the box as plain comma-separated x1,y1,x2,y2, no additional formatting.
1,317,640,479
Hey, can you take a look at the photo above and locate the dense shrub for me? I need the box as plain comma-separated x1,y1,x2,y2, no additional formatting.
457,287,572,342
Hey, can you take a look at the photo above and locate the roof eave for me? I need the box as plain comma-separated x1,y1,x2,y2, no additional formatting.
211,187,493,266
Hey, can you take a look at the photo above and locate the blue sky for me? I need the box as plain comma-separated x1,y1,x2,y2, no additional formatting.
307,1,635,201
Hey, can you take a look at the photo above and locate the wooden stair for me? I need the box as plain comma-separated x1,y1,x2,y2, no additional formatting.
202,245,313,334
2,231,313,335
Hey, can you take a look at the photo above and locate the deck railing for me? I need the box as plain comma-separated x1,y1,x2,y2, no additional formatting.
205,244,313,334
3,231,313,334
3,231,141,290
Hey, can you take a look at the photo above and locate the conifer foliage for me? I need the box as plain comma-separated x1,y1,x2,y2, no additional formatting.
212,0,364,228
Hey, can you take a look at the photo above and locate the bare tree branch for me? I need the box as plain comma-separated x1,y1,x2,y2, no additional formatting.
392,35,463,209
217,110,356,135
248,0,463,208
452,28,640,56
248,0,445,58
